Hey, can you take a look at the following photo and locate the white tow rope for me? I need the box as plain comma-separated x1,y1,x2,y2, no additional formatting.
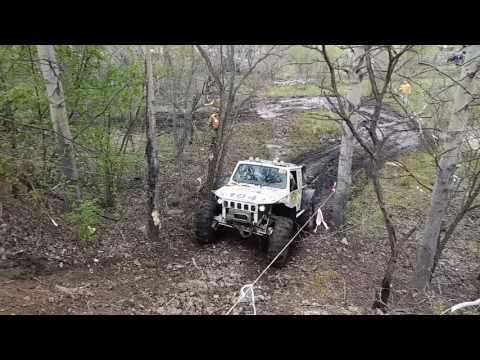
225,182,336,315
442,298,480,314
238,284,256,315
314,208,329,232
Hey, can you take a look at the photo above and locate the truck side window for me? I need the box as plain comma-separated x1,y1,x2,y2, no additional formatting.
290,171,298,191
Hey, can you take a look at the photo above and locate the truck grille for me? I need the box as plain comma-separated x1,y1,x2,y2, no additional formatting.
234,213,249,221
224,201,256,212
228,209,252,223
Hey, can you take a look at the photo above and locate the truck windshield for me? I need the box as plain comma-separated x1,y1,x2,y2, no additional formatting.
232,164,287,189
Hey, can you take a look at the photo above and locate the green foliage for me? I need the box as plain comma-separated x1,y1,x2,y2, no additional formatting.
265,76,371,99
395,76,437,114
55,45,144,120
1,45,147,203
56,46,146,206
157,133,177,162
336,79,372,98
67,199,103,246
305,270,341,301
274,45,324,81
230,120,274,159
4,83,43,120
294,110,341,135
431,298,447,315
286,45,343,63
348,151,436,237
0,46,48,125
30,188,47,208
0,147,17,190
287,45,319,61
265,84,322,97
324,46,344,59
118,152,145,178
289,110,341,154
76,125,145,205
267,45,370,99
221,120,275,175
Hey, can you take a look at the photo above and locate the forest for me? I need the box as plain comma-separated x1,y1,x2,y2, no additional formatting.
0,45,479,315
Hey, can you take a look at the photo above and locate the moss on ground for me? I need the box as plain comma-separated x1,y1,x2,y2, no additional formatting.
225,120,275,171
264,84,322,98
347,151,436,237
337,80,372,98
156,132,176,162
264,77,372,100
305,270,342,301
295,110,341,135
289,110,341,154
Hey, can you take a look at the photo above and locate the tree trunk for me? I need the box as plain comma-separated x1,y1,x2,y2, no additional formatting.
104,114,114,208
198,45,236,195
369,159,417,311
373,227,416,311
413,45,480,291
143,45,161,240
203,127,221,194
120,109,140,154
430,179,480,278
332,46,365,226
36,45,81,204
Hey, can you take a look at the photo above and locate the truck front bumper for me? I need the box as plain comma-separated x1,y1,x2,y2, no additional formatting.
213,214,271,237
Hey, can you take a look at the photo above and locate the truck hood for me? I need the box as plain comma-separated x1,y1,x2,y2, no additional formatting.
214,184,288,204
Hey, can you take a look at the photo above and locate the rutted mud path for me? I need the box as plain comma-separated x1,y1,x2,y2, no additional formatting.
254,96,421,205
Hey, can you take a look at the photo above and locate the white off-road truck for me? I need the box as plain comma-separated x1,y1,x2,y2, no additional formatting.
195,158,316,267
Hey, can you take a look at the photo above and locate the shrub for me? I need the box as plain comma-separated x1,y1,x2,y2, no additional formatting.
67,199,103,246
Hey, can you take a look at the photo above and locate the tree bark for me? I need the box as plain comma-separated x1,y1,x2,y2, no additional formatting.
143,45,161,240
104,114,114,208
196,45,274,194
373,227,416,311
197,45,234,195
120,106,141,154
332,46,365,226
430,177,480,278
413,45,480,290
36,45,81,204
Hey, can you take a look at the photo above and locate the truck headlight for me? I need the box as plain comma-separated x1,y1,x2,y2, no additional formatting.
217,198,223,204
259,205,266,212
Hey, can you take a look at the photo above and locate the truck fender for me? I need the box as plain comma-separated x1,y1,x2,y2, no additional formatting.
301,188,315,207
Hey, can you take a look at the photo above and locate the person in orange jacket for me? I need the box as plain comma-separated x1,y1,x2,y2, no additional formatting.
399,80,412,105
210,113,220,130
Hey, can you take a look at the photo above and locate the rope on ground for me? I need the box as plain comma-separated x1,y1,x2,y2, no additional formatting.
238,284,256,315
225,183,336,315
442,298,480,314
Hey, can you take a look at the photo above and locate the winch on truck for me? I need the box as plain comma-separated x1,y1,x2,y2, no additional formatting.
195,158,316,267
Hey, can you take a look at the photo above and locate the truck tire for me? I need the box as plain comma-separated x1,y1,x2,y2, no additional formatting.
195,199,219,244
267,216,294,267
299,188,315,231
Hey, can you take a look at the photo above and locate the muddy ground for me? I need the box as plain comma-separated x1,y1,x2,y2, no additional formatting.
1,95,479,315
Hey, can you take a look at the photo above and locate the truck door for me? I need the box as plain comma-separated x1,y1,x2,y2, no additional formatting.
288,169,302,212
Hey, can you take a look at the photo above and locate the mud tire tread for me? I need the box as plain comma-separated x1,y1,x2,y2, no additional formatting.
267,216,294,267
195,199,218,244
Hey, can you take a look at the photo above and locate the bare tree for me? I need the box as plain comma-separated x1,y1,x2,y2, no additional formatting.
195,45,277,194
36,45,81,204
315,45,416,310
414,45,480,290
159,45,205,204
431,147,480,278
331,45,366,226
143,45,161,240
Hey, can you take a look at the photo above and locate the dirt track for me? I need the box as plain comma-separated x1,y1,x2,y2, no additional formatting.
1,95,478,315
